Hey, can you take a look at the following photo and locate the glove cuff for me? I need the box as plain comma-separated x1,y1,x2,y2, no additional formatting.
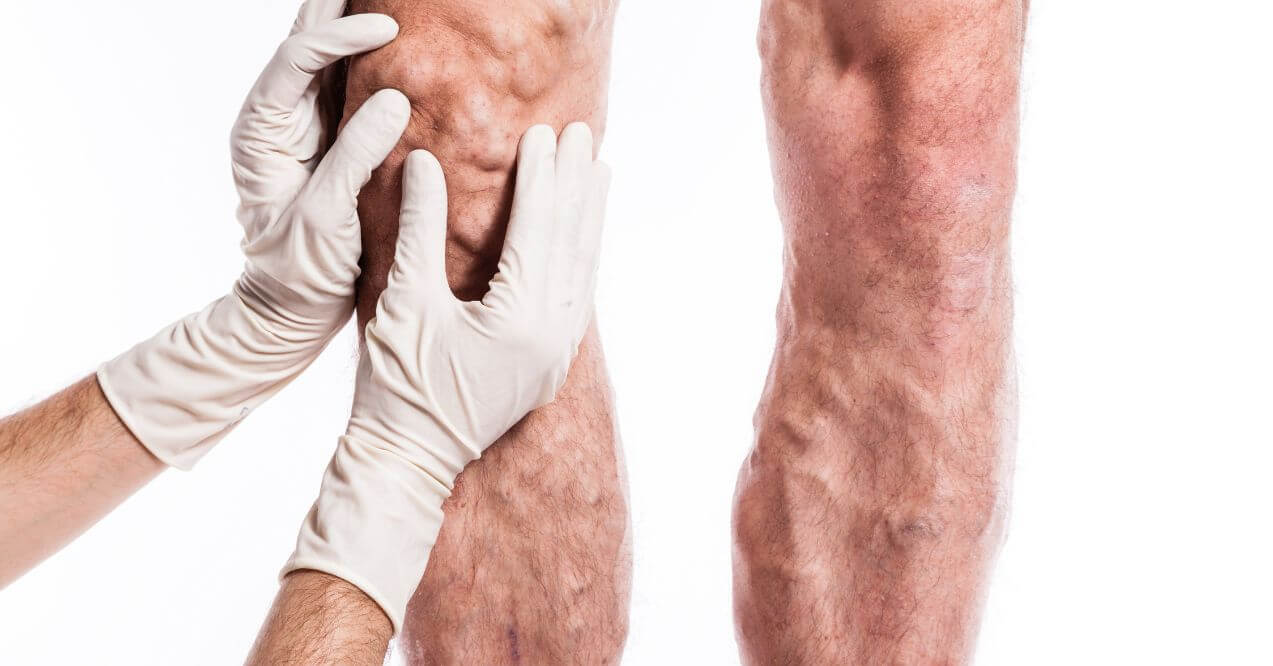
283,434,451,634
97,289,337,470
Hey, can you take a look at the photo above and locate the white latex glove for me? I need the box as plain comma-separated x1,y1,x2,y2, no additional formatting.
285,123,611,632
98,0,410,470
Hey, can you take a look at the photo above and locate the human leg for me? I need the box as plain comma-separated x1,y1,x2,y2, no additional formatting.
341,1,630,663
733,0,1026,663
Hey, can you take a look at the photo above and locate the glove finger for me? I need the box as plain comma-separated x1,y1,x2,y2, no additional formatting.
291,0,351,35
301,89,410,223
253,14,398,114
554,123,595,226
575,161,611,316
551,122,596,301
494,125,558,296
386,150,452,306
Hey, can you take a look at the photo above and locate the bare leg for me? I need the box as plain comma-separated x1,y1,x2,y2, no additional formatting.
341,1,629,663
733,0,1026,663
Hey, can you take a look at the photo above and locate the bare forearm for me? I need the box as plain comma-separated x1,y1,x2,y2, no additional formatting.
247,571,392,665
734,1,1024,663
0,376,164,585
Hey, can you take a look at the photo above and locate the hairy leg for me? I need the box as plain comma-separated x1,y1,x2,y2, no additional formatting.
733,0,1026,663
340,1,629,663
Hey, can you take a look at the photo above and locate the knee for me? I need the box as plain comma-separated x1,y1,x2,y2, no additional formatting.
760,0,1026,63
347,0,611,167
345,6,564,170
344,0,614,299
759,0,1026,131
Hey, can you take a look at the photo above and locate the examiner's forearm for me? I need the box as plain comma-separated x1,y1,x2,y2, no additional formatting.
0,2,406,590
0,377,164,586
246,571,392,666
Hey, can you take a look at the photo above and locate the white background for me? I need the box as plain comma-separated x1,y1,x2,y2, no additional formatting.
2,1,1271,664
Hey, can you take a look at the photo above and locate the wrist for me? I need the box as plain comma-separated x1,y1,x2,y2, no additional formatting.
286,433,451,633
233,267,350,342
98,291,337,470
247,570,391,665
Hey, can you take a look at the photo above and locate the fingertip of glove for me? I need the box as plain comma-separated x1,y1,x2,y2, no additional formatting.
343,12,400,43
365,88,412,126
372,13,401,37
521,124,558,154
405,149,443,175
560,121,595,147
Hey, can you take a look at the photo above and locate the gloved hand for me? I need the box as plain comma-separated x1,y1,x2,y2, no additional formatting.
285,123,611,632
97,0,410,470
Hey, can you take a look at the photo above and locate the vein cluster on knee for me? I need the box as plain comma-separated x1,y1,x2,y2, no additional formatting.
346,0,612,277
349,3,591,166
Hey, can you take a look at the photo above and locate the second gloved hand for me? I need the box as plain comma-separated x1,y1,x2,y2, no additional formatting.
98,1,409,470
285,123,610,632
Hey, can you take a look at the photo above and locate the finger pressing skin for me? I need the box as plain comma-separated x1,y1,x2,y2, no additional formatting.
303,89,411,219
552,122,596,301
257,13,399,113
292,0,351,34
387,150,452,306
499,125,559,288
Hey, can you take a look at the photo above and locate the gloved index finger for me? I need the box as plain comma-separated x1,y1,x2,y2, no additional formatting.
300,88,411,223
291,0,352,36
251,14,399,114
384,150,453,309
496,125,558,292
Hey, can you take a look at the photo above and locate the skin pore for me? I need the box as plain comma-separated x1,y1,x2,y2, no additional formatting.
338,1,630,663
732,0,1026,663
